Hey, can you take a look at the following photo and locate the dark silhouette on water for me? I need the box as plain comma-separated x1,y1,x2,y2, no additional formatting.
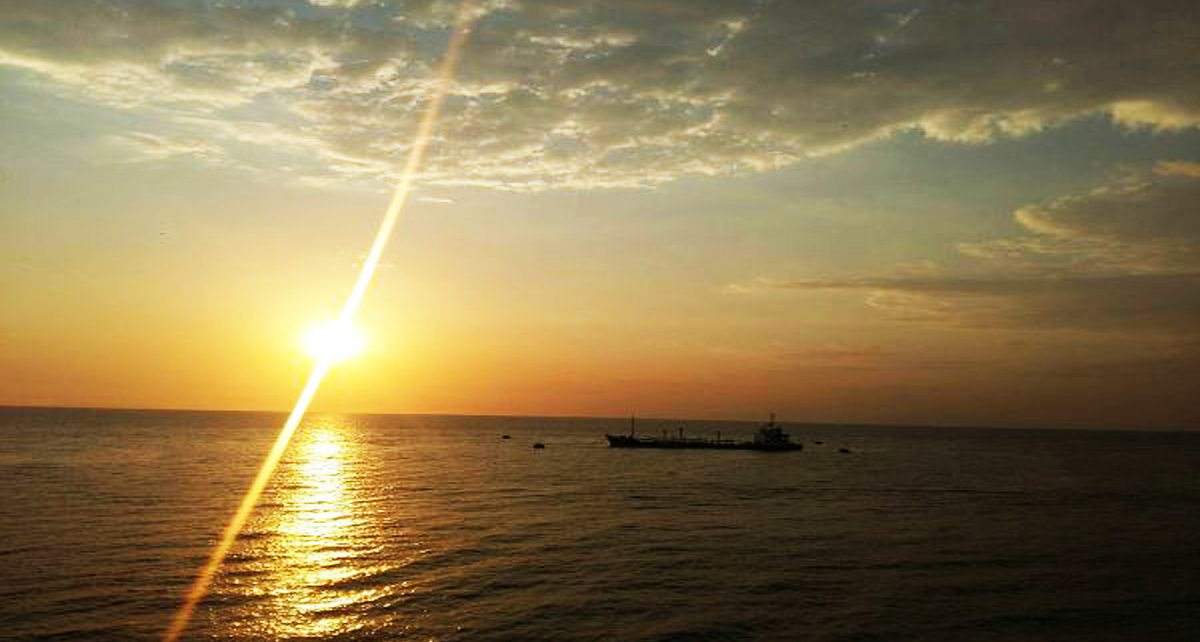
606,415,802,451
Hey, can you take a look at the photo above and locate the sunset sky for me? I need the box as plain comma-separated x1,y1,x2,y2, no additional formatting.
2,0,1198,429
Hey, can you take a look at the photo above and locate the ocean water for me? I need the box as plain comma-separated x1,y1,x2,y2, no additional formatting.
0,408,1197,641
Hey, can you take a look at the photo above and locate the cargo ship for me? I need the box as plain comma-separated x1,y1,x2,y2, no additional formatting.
605,415,802,451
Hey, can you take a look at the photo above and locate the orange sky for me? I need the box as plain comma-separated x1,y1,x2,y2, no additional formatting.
2,1,1200,429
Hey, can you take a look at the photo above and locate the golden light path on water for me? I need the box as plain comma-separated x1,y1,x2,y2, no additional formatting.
235,420,385,639
269,427,360,637
163,4,478,640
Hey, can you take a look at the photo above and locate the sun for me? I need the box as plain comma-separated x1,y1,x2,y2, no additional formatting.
300,320,366,364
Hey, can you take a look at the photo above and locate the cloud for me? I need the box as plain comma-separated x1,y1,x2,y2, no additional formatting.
960,161,1200,273
760,161,1200,334
1156,160,1200,179
416,195,455,204
1,0,1198,189
772,272,1200,332
101,131,226,164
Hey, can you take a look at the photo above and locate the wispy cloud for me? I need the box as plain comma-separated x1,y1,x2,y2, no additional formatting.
101,131,225,164
774,272,1200,331
768,161,1200,333
416,195,455,204
1,1,1198,190
960,163,1200,274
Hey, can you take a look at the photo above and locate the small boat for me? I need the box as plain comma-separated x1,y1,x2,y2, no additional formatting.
606,415,802,452
532,442,545,449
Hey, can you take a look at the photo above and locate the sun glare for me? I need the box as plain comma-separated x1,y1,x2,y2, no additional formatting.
301,321,366,364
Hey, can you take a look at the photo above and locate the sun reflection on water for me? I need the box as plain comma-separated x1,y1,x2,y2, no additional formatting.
227,417,390,638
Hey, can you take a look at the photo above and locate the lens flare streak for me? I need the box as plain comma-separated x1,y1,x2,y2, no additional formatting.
163,4,478,640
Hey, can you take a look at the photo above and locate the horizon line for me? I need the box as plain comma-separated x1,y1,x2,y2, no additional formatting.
1,403,1195,434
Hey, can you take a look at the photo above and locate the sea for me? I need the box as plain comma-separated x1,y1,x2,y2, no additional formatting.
0,407,1197,641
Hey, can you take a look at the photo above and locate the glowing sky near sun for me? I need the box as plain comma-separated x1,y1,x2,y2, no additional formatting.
2,0,1199,429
